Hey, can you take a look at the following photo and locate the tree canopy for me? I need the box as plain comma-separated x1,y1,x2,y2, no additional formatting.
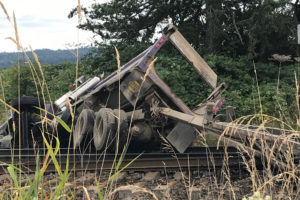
70,0,300,60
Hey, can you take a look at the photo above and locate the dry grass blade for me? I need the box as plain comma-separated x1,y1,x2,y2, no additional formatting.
66,97,74,119
29,46,45,89
5,37,19,49
29,46,42,69
0,98,19,114
12,11,20,50
144,57,157,78
253,61,263,119
0,1,10,22
295,72,300,127
115,46,121,73
80,185,91,200
77,0,82,24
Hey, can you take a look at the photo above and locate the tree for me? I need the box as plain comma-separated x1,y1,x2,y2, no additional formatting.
70,0,298,59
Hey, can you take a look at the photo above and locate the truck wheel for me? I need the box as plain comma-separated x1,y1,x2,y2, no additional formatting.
73,109,95,148
10,96,44,148
11,96,44,112
56,108,72,147
112,109,128,152
93,108,116,151
30,121,54,148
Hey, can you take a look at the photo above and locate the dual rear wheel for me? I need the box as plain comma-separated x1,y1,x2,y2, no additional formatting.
73,108,128,151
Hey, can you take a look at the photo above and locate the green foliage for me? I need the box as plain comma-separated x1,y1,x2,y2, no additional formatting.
0,65,35,101
43,62,80,101
154,54,212,108
81,43,149,76
0,62,75,103
0,61,93,123
0,45,297,125
69,0,298,60
205,54,298,122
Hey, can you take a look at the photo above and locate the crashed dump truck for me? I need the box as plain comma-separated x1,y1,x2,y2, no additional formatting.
69,24,224,153
0,24,222,152
0,25,299,162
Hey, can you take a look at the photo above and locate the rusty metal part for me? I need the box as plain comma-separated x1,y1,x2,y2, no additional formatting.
158,106,300,165
126,109,145,121
159,107,205,153
147,69,193,114
120,70,152,105
206,82,227,101
131,122,153,142
167,123,197,153
159,107,204,127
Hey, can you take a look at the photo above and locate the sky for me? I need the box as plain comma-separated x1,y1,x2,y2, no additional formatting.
0,0,108,52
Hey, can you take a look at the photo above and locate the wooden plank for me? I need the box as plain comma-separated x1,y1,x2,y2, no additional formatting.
169,30,217,89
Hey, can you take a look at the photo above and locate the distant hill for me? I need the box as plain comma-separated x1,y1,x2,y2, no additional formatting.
0,47,92,68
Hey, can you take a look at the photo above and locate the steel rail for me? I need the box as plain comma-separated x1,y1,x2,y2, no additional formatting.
0,147,244,174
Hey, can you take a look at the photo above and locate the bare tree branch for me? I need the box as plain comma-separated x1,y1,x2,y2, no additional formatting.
232,12,244,45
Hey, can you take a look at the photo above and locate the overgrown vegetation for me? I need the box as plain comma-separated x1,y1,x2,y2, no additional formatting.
1,51,298,125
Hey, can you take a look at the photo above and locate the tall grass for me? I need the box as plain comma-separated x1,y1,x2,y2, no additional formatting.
0,1,91,199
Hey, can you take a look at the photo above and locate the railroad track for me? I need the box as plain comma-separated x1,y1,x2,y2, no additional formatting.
0,147,298,199
0,147,245,174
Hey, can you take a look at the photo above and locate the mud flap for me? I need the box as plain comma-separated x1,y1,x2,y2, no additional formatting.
166,122,196,153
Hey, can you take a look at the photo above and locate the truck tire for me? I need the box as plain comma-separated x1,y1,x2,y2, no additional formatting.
93,108,116,151
112,109,129,152
10,96,44,148
73,109,95,148
56,108,72,146
11,96,44,111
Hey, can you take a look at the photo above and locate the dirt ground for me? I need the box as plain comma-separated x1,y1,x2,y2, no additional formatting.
0,167,298,200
